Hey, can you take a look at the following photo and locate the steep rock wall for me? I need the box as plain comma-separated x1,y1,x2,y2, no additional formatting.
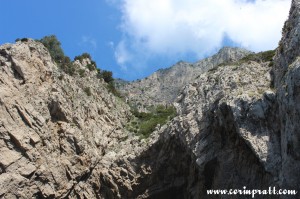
0,40,138,198
128,60,279,199
272,0,300,193
117,47,251,110
123,1,300,198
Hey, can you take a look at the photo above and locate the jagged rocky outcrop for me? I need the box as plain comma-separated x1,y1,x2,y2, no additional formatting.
0,39,145,198
117,47,251,110
272,0,300,193
139,59,279,198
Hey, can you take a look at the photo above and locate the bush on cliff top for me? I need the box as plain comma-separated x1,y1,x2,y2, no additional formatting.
38,35,120,96
74,53,97,71
39,35,65,63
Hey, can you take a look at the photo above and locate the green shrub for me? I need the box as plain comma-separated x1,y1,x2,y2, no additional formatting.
40,35,65,63
74,53,97,71
38,35,119,94
39,35,81,76
91,60,97,67
84,87,92,96
58,74,64,80
78,69,85,77
139,119,160,137
129,105,177,138
21,38,29,42
99,70,114,83
213,49,276,69
74,53,91,62
95,69,121,97
64,63,77,76
106,82,122,98
240,50,276,63
59,56,77,76
260,50,276,62
86,64,96,71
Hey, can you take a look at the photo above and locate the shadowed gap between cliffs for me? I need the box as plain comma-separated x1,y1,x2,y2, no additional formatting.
108,102,276,199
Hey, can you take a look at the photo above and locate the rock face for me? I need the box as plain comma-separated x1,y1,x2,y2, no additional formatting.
1,0,300,198
273,0,300,193
0,39,139,198
117,47,251,110
126,1,299,198
113,0,299,198
143,61,278,198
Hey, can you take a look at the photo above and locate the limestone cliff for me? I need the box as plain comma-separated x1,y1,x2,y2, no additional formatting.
0,39,142,198
114,0,300,198
117,0,300,198
117,47,251,110
273,0,300,192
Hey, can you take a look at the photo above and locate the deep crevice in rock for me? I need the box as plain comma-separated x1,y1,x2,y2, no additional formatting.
203,158,219,190
15,105,32,128
48,99,68,122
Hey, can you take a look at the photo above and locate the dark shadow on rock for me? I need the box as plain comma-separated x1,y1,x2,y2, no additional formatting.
113,101,278,199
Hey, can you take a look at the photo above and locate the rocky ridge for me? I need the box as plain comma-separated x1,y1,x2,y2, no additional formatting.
117,47,251,110
0,40,145,198
272,0,300,192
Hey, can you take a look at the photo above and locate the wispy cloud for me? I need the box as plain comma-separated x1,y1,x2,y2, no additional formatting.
79,36,97,49
114,40,132,71
114,0,291,71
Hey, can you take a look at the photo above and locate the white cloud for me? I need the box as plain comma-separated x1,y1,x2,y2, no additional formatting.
80,36,97,49
115,0,291,69
108,41,115,49
115,40,131,70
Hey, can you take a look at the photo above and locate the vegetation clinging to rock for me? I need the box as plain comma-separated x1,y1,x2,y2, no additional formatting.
74,53,97,71
39,35,78,76
216,49,276,69
98,70,114,83
74,52,92,61
239,50,276,63
127,105,177,138
84,87,92,96
37,35,122,97
39,35,66,64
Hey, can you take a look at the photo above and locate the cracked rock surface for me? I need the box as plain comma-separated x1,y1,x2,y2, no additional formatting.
0,40,142,198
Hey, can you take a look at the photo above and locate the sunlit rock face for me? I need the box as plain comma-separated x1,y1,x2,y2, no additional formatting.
117,47,251,110
0,40,136,198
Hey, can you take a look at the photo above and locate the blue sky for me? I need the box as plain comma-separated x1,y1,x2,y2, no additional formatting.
1,0,291,80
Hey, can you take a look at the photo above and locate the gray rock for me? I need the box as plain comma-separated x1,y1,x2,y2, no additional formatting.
117,47,252,110
0,40,134,198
